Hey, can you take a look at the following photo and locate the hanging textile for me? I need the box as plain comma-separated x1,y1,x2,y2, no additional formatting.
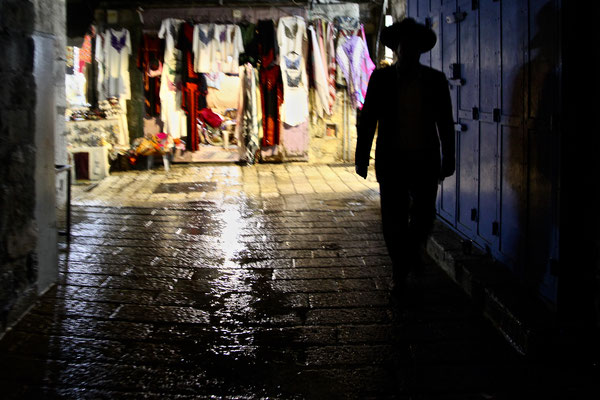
236,64,261,163
97,28,132,100
256,19,278,68
159,18,187,139
221,24,244,74
259,65,283,147
137,34,163,117
193,23,217,74
257,20,283,148
325,21,338,111
277,15,309,159
238,21,258,67
308,25,330,117
178,22,208,152
79,34,92,73
359,24,376,108
277,16,309,127
336,31,371,109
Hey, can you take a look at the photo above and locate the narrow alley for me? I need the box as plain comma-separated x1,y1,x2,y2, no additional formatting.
0,165,592,399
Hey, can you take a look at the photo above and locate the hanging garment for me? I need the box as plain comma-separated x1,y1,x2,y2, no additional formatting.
95,34,105,101
336,33,369,109
178,22,208,151
79,34,92,73
193,23,217,74
235,64,260,163
101,28,132,100
159,18,187,139
256,19,278,68
359,24,376,109
238,21,258,67
308,25,330,117
282,121,309,159
278,16,309,127
325,21,338,110
137,34,163,117
221,24,244,74
259,64,283,147
315,20,335,114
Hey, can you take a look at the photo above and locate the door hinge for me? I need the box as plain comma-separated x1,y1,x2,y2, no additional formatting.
470,208,478,222
492,221,499,236
493,108,501,123
472,107,479,120
446,11,467,24
472,0,479,10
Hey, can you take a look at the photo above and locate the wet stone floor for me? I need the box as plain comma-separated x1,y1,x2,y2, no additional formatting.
0,165,593,398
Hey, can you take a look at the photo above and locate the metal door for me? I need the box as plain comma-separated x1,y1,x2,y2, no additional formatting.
498,0,527,272
478,0,501,247
524,0,559,301
437,0,459,224
456,0,479,235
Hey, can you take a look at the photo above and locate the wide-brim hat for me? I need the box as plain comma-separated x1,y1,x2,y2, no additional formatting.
380,18,437,53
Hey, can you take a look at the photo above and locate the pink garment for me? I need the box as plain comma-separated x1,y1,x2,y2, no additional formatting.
359,24,376,110
326,21,337,111
282,121,309,157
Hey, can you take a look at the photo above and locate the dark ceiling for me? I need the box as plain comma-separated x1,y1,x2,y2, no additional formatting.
67,0,376,37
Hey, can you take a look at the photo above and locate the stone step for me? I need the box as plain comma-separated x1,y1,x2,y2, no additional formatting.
426,220,558,355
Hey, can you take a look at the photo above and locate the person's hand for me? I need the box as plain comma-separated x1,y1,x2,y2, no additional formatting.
355,164,368,179
439,158,455,180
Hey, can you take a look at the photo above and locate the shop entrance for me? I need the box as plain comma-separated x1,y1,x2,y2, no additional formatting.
64,2,375,181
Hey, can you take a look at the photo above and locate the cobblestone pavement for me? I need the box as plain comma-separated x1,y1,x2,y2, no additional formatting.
0,165,595,398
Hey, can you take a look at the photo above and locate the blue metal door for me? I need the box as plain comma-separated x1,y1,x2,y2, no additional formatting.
406,0,561,304
437,0,459,224
524,0,560,301
477,0,501,248
498,0,527,272
456,0,479,235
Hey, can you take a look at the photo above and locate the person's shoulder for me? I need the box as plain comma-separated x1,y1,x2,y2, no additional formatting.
419,65,446,78
370,65,395,80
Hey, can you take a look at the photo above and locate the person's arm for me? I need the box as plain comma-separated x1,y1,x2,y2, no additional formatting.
437,73,456,179
355,69,380,178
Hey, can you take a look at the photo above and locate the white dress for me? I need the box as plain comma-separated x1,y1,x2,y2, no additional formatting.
221,24,244,74
277,16,309,126
193,23,217,74
103,28,131,100
159,19,187,139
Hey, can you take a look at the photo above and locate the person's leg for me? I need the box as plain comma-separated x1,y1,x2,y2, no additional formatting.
379,181,410,287
407,174,439,272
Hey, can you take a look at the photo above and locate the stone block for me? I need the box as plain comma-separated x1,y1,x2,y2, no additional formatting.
0,1,34,34
11,73,35,109
5,221,37,260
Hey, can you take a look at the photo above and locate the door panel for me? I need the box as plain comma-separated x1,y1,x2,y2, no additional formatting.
479,0,500,115
457,0,478,113
438,0,459,223
501,0,526,118
499,124,525,271
457,119,478,234
478,121,498,245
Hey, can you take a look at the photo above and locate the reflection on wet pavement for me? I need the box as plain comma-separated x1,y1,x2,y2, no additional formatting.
1,165,584,398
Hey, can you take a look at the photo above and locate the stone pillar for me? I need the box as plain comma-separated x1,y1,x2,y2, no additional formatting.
0,0,39,336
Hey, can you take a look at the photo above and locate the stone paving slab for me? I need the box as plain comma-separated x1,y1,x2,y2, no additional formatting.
2,164,597,398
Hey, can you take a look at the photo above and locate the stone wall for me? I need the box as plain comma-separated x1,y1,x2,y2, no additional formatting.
0,0,39,335
33,0,68,205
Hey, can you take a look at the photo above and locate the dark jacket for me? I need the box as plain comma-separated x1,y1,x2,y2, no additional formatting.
355,63,455,182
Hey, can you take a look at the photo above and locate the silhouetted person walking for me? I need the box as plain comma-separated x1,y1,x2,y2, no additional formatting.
355,18,455,292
